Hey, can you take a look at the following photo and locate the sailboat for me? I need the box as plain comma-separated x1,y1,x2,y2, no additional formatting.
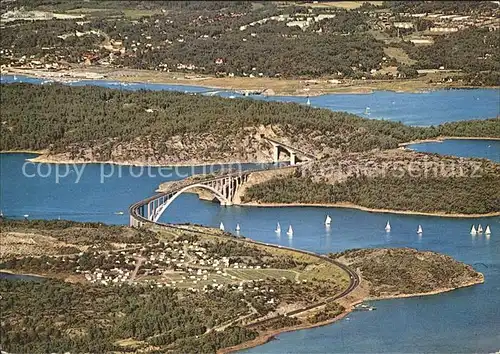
485,225,491,235
306,97,311,106
275,222,281,233
365,107,370,115
287,225,293,237
325,215,332,226
385,221,391,232
470,225,477,235
478,224,483,234
417,225,423,234
236,223,241,232
219,222,225,231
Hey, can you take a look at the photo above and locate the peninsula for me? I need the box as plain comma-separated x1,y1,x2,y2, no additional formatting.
0,219,484,353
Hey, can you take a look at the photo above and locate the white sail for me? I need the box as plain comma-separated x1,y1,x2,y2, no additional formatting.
306,98,311,105
219,222,225,231
275,222,281,233
325,215,332,225
470,225,477,235
385,221,391,232
287,225,293,236
478,224,483,233
236,223,240,232
485,225,491,235
417,225,423,234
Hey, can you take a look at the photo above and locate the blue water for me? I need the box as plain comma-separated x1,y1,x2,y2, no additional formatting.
1,78,499,352
0,145,499,353
409,139,500,162
2,74,499,126
0,272,44,282
0,154,273,223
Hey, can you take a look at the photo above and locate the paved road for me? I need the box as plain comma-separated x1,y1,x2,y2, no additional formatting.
130,216,360,325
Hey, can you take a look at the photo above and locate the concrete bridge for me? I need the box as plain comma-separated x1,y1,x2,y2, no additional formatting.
129,136,315,227
263,136,316,165
129,173,250,227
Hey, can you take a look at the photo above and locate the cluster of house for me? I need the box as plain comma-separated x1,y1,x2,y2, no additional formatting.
375,9,499,34
0,10,84,23
68,239,274,294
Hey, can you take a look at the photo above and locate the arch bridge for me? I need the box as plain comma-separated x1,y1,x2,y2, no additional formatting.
129,136,315,227
262,136,316,166
129,173,250,227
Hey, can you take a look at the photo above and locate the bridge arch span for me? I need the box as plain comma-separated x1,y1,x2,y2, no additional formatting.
153,183,231,222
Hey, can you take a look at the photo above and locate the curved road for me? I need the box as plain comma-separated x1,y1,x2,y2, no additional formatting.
129,195,360,321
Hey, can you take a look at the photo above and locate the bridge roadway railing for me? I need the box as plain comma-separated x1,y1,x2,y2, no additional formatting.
129,171,359,324
129,163,300,224
262,137,317,161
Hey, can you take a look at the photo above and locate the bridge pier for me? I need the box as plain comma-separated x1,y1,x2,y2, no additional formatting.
272,143,280,164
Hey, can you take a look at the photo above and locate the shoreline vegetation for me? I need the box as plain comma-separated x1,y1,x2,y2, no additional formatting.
0,135,497,166
1,84,498,216
238,201,500,219
221,277,483,354
3,68,500,97
0,220,484,354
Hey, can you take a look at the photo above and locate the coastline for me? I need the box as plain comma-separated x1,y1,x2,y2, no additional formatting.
0,269,47,279
366,275,484,301
3,68,499,97
24,154,267,168
0,149,46,155
3,133,499,166
3,147,499,219
400,136,500,147
239,201,500,219
1,217,485,354
220,275,484,354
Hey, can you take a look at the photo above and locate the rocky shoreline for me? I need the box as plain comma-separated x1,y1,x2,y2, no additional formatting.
220,274,484,354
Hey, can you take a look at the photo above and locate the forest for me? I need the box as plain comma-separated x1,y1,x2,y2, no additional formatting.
0,3,386,78
0,218,352,353
402,28,500,75
385,1,498,14
0,279,257,353
2,1,497,80
329,248,483,296
242,174,500,214
1,84,498,160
